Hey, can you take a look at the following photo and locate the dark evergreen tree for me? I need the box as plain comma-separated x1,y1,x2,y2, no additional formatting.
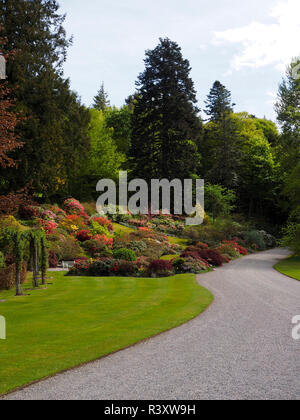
204,81,233,122
0,0,90,199
93,82,110,111
129,38,202,181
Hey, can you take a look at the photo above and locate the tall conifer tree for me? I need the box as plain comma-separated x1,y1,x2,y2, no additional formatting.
93,82,110,111
129,38,202,181
0,0,90,199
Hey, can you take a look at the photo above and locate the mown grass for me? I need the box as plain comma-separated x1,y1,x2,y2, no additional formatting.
161,254,180,261
112,222,136,235
0,272,213,395
274,256,300,281
167,236,189,247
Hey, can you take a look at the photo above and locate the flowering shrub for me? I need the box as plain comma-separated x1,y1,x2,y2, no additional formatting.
215,243,239,259
148,260,174,277
82,236,113,258
92,234,113,248
90,220,110,237
73,258,91,273
76,230,93,242
41,209,56,221
220,254,231,264
221,240,248,256
138,227,151,233
236,245,248,256
38,219,58,235
128,218,148,228
136,256,150,270
49,206,67,221
195,242,209,249
91,216,113,232
181,257,209,273
60,215,87,233
63,198,85,216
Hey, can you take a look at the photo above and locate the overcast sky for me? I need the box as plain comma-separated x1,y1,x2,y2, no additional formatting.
60,0,300,121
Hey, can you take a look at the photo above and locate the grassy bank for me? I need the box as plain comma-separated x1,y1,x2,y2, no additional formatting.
0,272,213,395
274,256,300,281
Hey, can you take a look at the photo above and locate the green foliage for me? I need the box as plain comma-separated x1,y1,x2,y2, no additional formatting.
254,118,279,145
241,230,266,250
281,223,300,255
90,220,109,237
113,248,137,262
129,240,147,254
0,0,90,199
78,109,124,198
281,208,300,254
204,184,236,220
201,112,242,188
106,106,132,154
49,236,83,261
283,162,300,209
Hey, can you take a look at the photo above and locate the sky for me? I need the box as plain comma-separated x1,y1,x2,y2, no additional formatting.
60,0,300,121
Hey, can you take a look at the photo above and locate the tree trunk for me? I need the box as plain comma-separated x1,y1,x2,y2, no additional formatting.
41,239,47,286
32,241,39,288
15,264,22,296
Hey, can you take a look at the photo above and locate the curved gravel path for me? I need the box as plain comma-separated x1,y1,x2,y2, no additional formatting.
4,248,300,400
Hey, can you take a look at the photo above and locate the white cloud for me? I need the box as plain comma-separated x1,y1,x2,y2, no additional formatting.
214,0,300,71
266,90,277,106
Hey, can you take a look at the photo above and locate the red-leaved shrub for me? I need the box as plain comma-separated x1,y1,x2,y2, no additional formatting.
148,259,174,276
197,249,223,267
180,251,202,260
76,230,92,242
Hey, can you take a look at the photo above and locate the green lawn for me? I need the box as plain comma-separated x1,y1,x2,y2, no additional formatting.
161,254,180,261
274,256,300,281
112,222,136,234
0,272,213,395
167,236,189,247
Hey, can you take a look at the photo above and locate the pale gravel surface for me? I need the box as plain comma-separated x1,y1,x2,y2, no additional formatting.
3,248,300,400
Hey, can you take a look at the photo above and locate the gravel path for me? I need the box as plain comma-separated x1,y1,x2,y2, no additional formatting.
4,248,300,400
